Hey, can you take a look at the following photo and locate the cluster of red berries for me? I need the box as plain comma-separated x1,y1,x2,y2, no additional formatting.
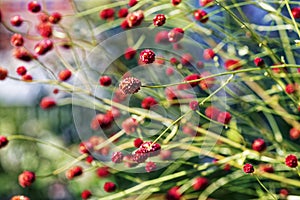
110,140,161,172
8,1,65,63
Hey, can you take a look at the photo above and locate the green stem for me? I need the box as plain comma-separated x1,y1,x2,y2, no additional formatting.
152,110,192,145
7,135,78,158
255,175,278,200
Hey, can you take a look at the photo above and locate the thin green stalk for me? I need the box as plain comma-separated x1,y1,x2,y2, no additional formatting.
7,135,78,158
255,175,277,200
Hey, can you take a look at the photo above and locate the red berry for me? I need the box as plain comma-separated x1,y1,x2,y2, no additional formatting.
166,186,181,200
199,0,214,7
132,150,148,163
90,113,112,130
124,47,136,60
243,163,254,173
34,39,53,55
173,43,183,50
189,101,199,110
79,142,92,154
224,163,231,171
14,48,33,62
123,155,138,168
126,10,144,27
100,8,115,20
140,49,156,64
11,195,30,200
122,117,139,134
154,56,165,65
217,111,232,124
119,77,142,95
22,74,33,81
155,31,170,44
53,88,59,94
205,106,220,120
28,1,41,13
153,14,166,26
182,123,197,136
194,9,209,23
155,56,166,66
10,34,24,47
289,127,300,140
10,15,23,26
193,177,209,190
118,8,128,18
113,89,127,102
133,138,143,148
171,0,181,6
182,74,201,88
145,161,156,172
0,136,8,148
120,19,130,29
99,76,112,86
196,61,204,68
166,67,175,76
279,189,289,198
111,152,124,163
81,190,92,199
40,97,56,109
141,96,157,109
292,7,300,19
106,108,121,119
38,13,49,22
104,182,116,192
170,57,179,65
37,22,52,38
165,87,178,100
252,138,266,152
168,28,184,43
16,66,27,76
58,69,72,81
199,71,215,90
18,171,35,188
0,67,8,80
86,155,94,163
138,141,161,157
66,166,83,179
129,0,138,7
259,164,274,173
49,12,62,24
254,57,264,67
160,150,172,160
203,48,215,60
224,59,242,71
181,53,194,65
96,166,110,177
285,84,295,94
271,63,286,73
285,154,298,168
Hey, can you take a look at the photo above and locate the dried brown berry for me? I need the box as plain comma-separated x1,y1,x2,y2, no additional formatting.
119,77,142,95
